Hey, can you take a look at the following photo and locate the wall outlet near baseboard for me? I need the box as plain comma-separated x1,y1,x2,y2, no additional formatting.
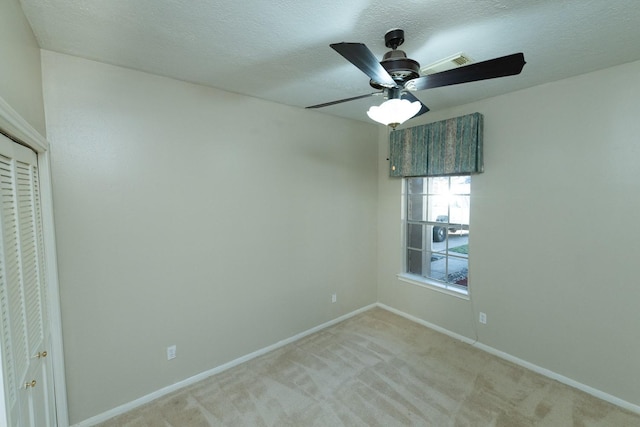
331,293,337,303
479,312,487,324
167,345,177,360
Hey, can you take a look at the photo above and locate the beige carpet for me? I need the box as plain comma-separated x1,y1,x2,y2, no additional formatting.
97,308,640,426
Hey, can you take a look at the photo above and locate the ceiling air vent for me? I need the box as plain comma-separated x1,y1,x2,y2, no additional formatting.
420,53,474,75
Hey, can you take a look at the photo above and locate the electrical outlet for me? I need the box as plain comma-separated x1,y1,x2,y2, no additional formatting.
167,345,176,360
479,312,487,324
331,293,337,303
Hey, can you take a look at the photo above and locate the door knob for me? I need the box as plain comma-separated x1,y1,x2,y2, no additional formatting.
24,380,36,389
36,351,47,358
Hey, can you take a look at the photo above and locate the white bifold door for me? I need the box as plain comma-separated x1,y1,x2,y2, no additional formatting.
0,133,56,426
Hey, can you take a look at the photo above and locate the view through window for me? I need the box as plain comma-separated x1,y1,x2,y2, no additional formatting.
406,176,470,292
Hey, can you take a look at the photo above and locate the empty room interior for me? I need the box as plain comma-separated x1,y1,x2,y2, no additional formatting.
1,0,640,425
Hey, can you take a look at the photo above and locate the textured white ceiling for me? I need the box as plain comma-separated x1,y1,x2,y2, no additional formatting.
19,0,640,123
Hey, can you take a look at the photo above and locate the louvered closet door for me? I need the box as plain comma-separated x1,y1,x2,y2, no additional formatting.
0,133,55,427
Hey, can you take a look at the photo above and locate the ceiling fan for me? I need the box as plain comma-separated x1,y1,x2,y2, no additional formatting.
307,29,526,128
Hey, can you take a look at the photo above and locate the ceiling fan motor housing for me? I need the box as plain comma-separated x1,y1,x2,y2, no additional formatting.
370,50,420,89
369,28,421,89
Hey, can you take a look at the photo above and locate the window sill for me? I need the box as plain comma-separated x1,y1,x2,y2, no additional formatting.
396,273,470,300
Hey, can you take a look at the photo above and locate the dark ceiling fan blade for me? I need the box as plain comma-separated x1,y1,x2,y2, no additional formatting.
401,92,430,117
330,42,397,88
306,91,383,109
405,52,526,91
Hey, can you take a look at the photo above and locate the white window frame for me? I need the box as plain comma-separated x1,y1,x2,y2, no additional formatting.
398,176,470,298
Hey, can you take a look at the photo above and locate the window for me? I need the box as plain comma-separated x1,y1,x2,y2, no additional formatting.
404,176,470,294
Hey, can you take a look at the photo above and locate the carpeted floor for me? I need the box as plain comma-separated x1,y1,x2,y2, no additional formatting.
97,308,640,426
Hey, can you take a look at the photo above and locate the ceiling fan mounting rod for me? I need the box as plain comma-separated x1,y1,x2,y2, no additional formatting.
386,87,402,100
385,28,405,50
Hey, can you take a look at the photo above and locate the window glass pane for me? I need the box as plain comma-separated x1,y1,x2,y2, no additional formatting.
407,223,423,249
448,234,469,256
450,176,470,194
407,249,422,275
428,195,448,222
449,195,470,226
431,232,448,256
427,176,449,195
448,232,469,288
447,255,468,288
408,195,424,221
408,178,424,194
428,251,447,282
431,224,447,243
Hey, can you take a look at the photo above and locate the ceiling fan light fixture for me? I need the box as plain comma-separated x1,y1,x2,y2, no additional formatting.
367,98,421,129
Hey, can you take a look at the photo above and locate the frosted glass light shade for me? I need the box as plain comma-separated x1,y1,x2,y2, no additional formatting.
367,98,421,128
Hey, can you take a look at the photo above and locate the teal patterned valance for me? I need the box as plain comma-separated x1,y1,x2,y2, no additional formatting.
389,112,484,177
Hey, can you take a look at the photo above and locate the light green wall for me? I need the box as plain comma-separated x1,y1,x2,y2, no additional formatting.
41,51,379,424
377,60,640,408
0,0,46,135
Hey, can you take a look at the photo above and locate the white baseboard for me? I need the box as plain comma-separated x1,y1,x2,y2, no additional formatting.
378,303,478,346
73,304,377,427
376,303,640,415
74,301,640,425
